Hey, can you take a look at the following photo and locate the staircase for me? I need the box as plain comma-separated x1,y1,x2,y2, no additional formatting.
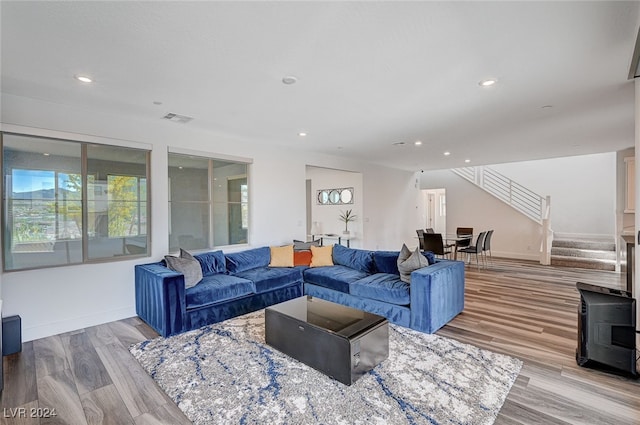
451,166,553,265
550,238,616,271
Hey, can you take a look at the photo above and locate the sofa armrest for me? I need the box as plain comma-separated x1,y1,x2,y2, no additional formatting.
409,260,465,333
135,263,187,337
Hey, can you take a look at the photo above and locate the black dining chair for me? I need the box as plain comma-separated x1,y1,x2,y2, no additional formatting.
423,233,452,259
425,228,435,234
459,231,486,269
416,229,425,250
483,230,494,266
455,226,473,252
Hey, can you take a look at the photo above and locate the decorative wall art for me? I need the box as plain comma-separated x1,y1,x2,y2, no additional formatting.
316,187,354,205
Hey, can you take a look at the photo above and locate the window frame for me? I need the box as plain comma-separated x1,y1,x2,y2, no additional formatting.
168,148,251,252
1,132,151,272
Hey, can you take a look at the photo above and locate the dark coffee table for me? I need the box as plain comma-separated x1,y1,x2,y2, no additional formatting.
265,296,389,385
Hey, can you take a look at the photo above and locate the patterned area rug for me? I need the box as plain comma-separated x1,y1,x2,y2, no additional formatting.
130,310,522,425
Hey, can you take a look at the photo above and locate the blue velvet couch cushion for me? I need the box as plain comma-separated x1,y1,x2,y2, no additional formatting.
423,251,436,265
350,273,411,305
332,244,375,274
194,250,227,276
226,246,270,274
303,265,370,293
373,250,436,274
373,251,401,274
234,267,303,294
186,274,255,309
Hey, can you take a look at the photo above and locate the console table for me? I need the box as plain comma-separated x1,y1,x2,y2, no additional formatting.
313,234,354,248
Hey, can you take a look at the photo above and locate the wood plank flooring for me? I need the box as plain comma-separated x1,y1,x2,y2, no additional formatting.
1,258,639,424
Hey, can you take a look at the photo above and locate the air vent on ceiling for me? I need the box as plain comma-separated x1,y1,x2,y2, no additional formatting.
162,113,194,124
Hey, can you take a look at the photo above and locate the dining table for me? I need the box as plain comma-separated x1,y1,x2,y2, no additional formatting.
442,233,473,260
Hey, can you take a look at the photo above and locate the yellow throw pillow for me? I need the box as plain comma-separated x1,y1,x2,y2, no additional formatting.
310,245,334,267
269,245,294,267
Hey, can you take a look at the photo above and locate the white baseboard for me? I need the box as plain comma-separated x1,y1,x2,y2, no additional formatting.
21,305,136,342
491,251,540,262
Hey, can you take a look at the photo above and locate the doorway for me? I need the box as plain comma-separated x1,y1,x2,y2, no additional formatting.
423,188,447,233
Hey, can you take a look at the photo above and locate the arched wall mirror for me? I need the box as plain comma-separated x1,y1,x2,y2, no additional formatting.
317,187,354,205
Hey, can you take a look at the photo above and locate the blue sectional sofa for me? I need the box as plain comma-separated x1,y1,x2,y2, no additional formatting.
135,245,465,337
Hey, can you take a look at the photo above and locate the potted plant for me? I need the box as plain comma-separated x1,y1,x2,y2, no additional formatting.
339,209,357,235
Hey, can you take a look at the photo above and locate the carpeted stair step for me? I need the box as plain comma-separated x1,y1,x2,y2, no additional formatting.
550,238,616,271
550,247,616,261
551,239,615,251
550,255,616,271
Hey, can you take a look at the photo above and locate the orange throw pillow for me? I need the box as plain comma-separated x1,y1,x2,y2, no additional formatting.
310,245,334,267
269,245,294,267
294,250,312,266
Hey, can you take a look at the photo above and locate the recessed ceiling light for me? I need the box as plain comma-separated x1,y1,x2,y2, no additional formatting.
414,141,423,146
298,132,307,137
282,76,298,85
443,151,451,156
75,75,93,83
464,159,471,163
479,78,497,87
43,153,50,156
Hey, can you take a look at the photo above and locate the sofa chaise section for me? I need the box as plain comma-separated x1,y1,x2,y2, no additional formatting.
303,245,465,334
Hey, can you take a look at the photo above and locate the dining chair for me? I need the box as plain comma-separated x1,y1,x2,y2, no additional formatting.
455,227,473,252
459,231,486,269
483,230,494,266
423,233,452,259
425,228,435,233
416,229,425,250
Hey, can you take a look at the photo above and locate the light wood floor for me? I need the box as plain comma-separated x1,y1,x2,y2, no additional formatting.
1,258,638,424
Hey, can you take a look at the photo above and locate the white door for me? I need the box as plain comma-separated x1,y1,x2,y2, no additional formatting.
424,188,447,233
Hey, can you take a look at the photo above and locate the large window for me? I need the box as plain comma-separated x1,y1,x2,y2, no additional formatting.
169,152,249,252
2,133,150,271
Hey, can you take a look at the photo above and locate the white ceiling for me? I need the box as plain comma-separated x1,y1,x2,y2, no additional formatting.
2,1,639,171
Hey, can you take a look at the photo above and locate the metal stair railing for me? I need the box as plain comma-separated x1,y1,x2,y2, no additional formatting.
451,166,546,224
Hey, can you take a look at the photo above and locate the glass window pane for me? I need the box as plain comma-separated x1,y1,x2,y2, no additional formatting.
169,202,210,251
170,153,249,250
87,144,149,259
2,134,82,270
212,201,229,246
169,155,209,202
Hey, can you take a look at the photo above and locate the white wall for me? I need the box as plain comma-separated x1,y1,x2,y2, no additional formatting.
617,147,635,234
491,153,616,238
420,152,618,260
306,166,363,245
0,93,420,341
359,167,423,251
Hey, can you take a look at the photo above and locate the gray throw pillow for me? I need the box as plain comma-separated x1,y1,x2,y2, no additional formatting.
397,243,412,267
165,248,203,289
397,246,429,284
293,239,321,251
